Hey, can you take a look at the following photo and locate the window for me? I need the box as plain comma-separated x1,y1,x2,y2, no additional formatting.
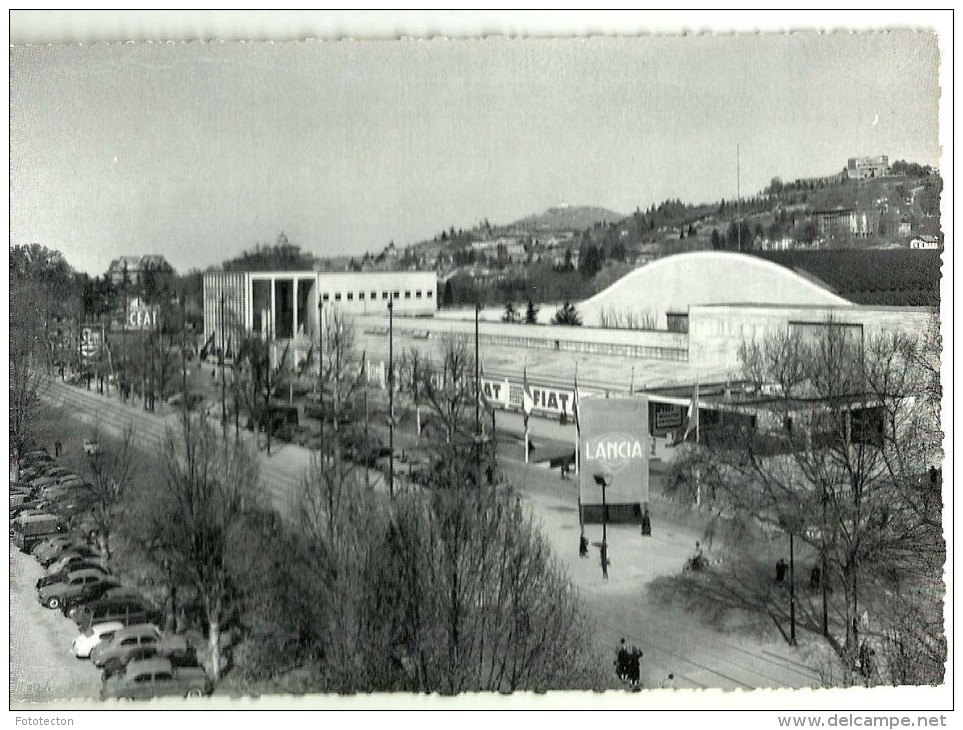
334,293,342,301
371,291,377,299
382,291,389,300
141,636,157,645
322,293,330,302
393,291,400,299
134,674,152,684
121,637,138,646
427,291,434,298
404,291,411,299
154,672,174,682
347,293,354,301
416,290,422,298
359,292,365,300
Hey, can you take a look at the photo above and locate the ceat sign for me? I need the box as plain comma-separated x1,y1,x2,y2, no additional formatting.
128,307,159,330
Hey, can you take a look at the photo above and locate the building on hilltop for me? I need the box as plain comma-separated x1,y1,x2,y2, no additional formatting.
107,255,174,288
847,155,889,180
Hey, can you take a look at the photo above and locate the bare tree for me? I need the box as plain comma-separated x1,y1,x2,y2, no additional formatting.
147,414,264,681
80,424,137,563
708,318,944,682
9,276,52,461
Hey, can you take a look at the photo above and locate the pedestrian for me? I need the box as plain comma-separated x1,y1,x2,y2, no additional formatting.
615,638,628,683
54,440,62,458
641,509,652,537
810,564,821,592
628,647,643,690
660,673,676,690
579,533,589,558
775,558,788,583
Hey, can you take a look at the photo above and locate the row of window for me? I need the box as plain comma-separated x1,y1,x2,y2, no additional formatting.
321,289,434,303
364,327,688,362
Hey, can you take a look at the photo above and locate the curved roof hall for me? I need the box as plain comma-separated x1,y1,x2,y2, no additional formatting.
573,251,853,327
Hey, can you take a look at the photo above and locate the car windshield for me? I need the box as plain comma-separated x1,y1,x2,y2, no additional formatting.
83,627,94,637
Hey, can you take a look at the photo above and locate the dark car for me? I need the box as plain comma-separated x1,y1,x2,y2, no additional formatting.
101,644,199,681
63,584,141,618
100,657,212,700
74,597,156,631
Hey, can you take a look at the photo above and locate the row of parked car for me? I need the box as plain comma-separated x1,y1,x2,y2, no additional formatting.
12,447,213,701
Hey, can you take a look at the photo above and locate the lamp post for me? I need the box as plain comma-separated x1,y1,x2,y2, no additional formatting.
593,473,611,580
388,298,394,498
220,293,226,435
318,298,324,455
474,301,481,485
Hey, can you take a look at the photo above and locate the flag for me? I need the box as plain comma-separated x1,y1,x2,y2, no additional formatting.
683,381,700,442
522,366,534,421
573,368,581,433
478,361,490,409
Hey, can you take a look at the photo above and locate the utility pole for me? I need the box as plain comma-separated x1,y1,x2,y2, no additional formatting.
388,298,394,498
364,380,370,491
475,301,481,485
180,297,188,433
318,299,324,454
737,143,742,252
220,293,226,436
789,530,797,646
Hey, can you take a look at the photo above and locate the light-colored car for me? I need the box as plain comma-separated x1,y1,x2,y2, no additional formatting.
37,567,113,609
73,621,125,659
83,439,101,456
90,624,190,668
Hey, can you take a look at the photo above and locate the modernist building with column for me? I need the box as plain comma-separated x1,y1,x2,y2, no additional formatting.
202,270,438,363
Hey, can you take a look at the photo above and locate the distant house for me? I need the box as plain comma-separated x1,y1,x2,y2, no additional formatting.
813,208,877,239
107,255,174,288
909,235,940,250
898,218,912,237
846,155,889,180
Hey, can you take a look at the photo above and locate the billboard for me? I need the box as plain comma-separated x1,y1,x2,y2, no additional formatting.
578,396,649,525
79,327,102,360
127,305,159,330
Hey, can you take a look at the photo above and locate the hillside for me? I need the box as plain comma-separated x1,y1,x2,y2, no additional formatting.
752,249,941,307
509,205,624,231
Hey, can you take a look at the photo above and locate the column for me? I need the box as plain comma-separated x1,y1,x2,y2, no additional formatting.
293,278,299,337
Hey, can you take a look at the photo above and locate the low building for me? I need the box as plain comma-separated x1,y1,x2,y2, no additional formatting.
202,270,438,359
909,235,941,250
813,208,877,239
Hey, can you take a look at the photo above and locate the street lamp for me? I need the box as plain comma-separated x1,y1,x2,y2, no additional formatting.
593,472,612,579
388,298,394,498
780,512,803,646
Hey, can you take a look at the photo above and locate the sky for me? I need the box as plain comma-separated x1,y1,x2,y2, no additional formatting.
10,28,942,276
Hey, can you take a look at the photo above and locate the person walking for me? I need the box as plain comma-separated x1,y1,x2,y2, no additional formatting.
810,564,821,592
628,646,643,690
661,673,676,690
615,638,628,683
54,440,62,458
579,533,589,559
775,558,788,584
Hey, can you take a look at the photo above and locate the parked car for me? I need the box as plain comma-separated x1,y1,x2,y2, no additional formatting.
37,567,115,610
23,450,53,464
46,550,105,574
72,621,125,659
38,559,108,587
101,643,200,681
61,581,135,617
83,439,101,456
12,513,63,553
100,657,212,700
91,624,191,668
74,597,156,631
31,535,78,559
29,476,59,489
45,467,73,478
40,544,101,569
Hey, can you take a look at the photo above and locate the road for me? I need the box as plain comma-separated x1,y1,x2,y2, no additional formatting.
37,378,825,691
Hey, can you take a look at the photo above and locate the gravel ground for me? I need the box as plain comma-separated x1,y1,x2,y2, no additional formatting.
9,541,103,703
